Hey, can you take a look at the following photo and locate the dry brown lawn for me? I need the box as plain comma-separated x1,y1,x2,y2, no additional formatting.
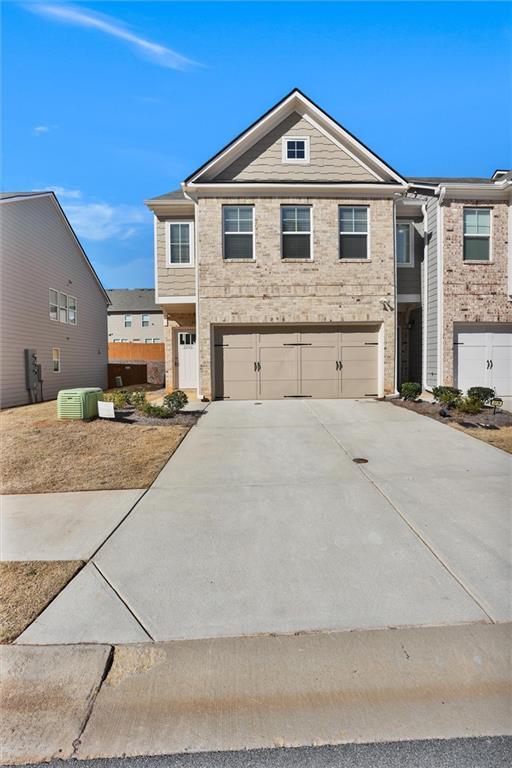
0,400,190,494
0,561,83,643
451,424,512,453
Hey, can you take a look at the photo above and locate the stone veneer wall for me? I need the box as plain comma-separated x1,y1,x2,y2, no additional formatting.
196,196,396,399
163,311,196,391
441,200,511,385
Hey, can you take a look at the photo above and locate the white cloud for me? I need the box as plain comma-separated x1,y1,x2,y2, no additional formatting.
33,125,49,136
64,201,148,241
28,4,198,70
39,186,82,199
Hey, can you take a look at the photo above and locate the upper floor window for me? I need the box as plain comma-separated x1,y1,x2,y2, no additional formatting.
223,206,254,260
142,314,150,327
339,206,369,260
49,289,58,321
281,206,311,260
59,293,68,323
167,221,194,266
124,314,132,328
396,222,414,267
68,296,77,325
282,136,310,164
463,208,491,261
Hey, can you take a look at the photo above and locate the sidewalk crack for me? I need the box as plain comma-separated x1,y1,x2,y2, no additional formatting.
71,644,114,758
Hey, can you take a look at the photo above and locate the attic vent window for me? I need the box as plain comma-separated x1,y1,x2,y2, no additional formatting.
282,136,310,164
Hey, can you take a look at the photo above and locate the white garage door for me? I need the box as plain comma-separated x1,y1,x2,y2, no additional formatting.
214,325,380,400
455,325,512,396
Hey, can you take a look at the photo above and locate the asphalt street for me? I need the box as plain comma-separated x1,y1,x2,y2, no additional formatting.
18,737,512,768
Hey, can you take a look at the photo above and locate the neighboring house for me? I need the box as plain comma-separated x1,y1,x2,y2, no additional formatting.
107,288,163,343
0,191,109,408
146,89,512,400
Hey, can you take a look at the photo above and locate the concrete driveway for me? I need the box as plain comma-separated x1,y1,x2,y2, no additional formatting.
18,400,511,644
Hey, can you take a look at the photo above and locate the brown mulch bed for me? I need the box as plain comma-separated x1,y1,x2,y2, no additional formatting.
392,399,512,453
0,561,83,643
0,400,199,494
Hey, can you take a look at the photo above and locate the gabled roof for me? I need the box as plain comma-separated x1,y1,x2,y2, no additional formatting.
107,288,161,313
146,189,188,203
184,88,407,186
0,190,110,304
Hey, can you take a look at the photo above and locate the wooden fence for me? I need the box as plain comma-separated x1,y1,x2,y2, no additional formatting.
108,342,165,362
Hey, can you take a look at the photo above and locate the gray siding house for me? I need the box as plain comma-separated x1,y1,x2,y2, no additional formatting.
0,192,109,408
146,89,512,400
107,289,163,343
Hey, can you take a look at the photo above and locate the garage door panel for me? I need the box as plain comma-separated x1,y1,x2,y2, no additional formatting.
301,359,338,379
217,332,256,350
259,346,297,363
342,379,378,397
340,328,378,346
455,325,511,396
259,331,300,347
301,379,340,398
342,346,379,363
299,330,340,346
343,359,377,380
260,379,299,399
300,346,338,363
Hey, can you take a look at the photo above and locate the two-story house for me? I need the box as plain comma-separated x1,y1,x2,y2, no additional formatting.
146,90,511,401
0,191,109,408
107,288,163,343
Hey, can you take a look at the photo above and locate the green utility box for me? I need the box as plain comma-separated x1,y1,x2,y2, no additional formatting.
57,388,103,420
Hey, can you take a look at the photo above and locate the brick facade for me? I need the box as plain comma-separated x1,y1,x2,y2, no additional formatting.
441,199,512,385
196,196,396,399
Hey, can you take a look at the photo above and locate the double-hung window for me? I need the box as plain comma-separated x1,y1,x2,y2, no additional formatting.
49,289,58,321
396,222,414,267
281,206,311,260
339,206,369,260
124,314,132,328
142,314,150,327
59,293,68,323
68,296,77,325
168,222,194,266
463,208,491,261
223,206,254,260
52,348,61,373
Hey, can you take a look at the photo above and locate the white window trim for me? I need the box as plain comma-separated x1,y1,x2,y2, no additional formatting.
52,347,61,373
124,313,132,328
222,205,255,261
281,205,313,261
49,288,58,321
68,295,77,325
282,135,310,164
396,221,415,268
166,220,195,267
141,313,150,327
463,207,492,263
339,205,370,261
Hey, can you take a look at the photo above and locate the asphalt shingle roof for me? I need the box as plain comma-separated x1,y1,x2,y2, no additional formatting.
146,189,187,202
107,289,161,313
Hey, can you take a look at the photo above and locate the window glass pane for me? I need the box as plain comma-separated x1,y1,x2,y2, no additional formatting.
282,234,311,259
463,209,478,234
179,223,189,243
397,225,410,263
224,234,253,259
340,207,368,233
170,223,180,241
59,293,68,323
464,209,490,235
281,207,310,233
124,314,132,327
353,207,368,232
49,290,58,320
464,237,490,261
476,209,490,234
340,234,368,260
142,314,149,326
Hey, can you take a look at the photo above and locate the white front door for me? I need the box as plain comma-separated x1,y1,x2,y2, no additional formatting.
455,325,512,396
177,331,197,389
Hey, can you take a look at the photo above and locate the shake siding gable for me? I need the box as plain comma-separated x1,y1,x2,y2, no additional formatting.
212,112,377,183
156,217,195,297
0,195,108,408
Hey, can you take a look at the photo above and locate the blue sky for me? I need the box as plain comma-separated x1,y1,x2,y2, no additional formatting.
3,1,511,288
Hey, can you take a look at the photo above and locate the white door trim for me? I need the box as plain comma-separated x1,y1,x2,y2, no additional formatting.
175,327,198,389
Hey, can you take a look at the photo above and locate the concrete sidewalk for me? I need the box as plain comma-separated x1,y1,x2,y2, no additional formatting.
2,623,511,765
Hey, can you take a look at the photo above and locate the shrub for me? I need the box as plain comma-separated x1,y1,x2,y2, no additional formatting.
432,386,462,408
454,396,483,415
126,388,147,409
163,390,188,416
142,403,171,419
400,382,421,401
467,387,495,405
103,389,128,409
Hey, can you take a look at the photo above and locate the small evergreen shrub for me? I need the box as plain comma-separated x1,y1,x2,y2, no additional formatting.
466,387,495,405
103,389,128,409
432,386,462,408
163,390,188,415
126,388,147,409
400,382,422,401
454,396,483,415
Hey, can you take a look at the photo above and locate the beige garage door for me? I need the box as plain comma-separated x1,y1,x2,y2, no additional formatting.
214,325,379,400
